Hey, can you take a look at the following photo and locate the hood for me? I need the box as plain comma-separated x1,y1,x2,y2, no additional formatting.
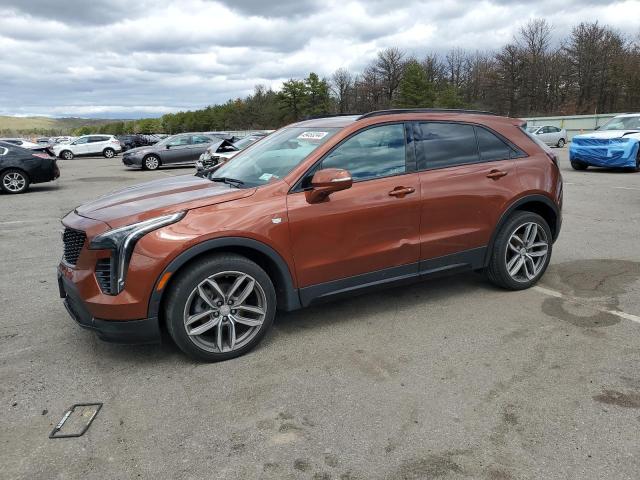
206,139,237,154
575,130,640,140
123,145,155,155
75,174,256,227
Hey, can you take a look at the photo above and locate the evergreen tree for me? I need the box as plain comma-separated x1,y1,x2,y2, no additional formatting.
396,60,435,107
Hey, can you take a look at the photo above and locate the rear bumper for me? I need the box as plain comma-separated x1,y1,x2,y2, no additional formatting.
58,270,161,344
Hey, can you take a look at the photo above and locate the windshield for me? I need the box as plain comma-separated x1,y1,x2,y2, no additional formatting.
599,116,640,131
212,127,340,187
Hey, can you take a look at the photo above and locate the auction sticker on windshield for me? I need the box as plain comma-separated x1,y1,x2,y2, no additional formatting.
297,131,329,141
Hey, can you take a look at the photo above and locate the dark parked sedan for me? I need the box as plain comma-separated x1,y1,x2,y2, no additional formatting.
122,133,221,170
0,141,59,194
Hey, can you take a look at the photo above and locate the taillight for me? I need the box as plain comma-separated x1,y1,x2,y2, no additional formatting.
32,153,49,159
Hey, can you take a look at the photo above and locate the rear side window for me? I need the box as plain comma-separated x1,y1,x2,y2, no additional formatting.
88,136,108,143
475,127,512,162
321,123,406,181
417,122,478,169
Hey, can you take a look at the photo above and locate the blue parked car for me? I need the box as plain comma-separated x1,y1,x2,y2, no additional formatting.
569,114,640,171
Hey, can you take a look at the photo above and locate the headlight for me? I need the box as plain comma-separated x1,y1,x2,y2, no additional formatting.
89,212,185,294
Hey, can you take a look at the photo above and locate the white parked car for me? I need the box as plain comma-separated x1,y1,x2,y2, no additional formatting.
52,135,122,159
0,138,41,149
526,125,567,148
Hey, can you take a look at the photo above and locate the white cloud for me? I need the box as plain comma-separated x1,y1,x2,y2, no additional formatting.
0,0,637,117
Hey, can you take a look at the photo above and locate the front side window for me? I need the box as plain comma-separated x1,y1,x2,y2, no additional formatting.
213,127,340,187
417,122,478,169
321,124,406,181
74,137,89,145
167,135,190,147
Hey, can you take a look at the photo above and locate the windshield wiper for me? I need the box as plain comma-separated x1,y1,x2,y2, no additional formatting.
210,176,245,188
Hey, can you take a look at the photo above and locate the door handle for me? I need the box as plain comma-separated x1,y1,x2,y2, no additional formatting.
388,186,415,198
486,169,508,180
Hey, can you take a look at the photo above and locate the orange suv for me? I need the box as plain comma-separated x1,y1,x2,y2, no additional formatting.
58,110,563,361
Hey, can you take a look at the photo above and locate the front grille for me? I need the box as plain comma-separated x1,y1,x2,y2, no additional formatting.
95,258,114,295
62,228,86,265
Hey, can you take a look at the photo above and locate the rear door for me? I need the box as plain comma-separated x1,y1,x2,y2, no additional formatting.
416,122,523,265
287,123,421,291
86,136,108,155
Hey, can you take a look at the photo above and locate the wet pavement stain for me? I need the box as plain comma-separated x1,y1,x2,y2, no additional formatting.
391,449,471,479
540,259,640,328
593,389,640,409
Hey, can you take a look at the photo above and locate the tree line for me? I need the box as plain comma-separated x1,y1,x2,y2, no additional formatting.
78,20,639,136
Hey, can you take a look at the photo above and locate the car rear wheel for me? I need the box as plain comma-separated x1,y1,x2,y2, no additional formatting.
1,169,30,194
143,155,160,170
557,138,565,148
165,253,276,362
60,150,74,160
571,160,588,170
486,211,552,290
103,148,115,158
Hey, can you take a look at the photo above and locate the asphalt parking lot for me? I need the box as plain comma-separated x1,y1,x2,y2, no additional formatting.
1,150,639,480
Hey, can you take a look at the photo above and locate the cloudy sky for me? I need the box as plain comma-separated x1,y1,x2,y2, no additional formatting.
0,0,638,118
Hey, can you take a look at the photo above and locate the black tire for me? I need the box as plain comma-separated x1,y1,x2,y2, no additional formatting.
103,148,116,158
1,168,30,194
557,138,565,148
486,211,552,290
633,151,640,172
60,150,74,160
571,160,588,171
165,253,277,362
143,155,160,170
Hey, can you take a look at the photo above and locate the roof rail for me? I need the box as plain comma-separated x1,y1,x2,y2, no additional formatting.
357,108,497,120
300,113,360,121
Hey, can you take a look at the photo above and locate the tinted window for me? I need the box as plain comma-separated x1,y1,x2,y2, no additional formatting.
475,127,512,161
321,124,406,181
88,136,107,143
417,122,478,169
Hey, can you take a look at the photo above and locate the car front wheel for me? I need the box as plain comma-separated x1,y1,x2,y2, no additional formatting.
165,253,276,362
143,155,160,170
1,169,30,194
486,211,552,290
571,160,588,170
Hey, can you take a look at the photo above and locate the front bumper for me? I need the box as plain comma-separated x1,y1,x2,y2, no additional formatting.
58,270,160,344
569,140,639,168
122,154,143,167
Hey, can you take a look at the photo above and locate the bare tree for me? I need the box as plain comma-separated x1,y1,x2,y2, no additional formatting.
331,68,354,113
374,47,405,106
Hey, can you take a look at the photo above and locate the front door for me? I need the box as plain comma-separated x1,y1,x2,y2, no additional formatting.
287,123,421,290
162,135,193,164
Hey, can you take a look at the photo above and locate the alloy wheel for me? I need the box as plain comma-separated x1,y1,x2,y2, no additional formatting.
183,271,267,353
104,149,115,158
504,222,549,282
2,172,26,192
145,156,159,169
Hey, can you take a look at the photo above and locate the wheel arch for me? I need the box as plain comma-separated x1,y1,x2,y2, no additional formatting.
485,195,560,266
148,237,301,322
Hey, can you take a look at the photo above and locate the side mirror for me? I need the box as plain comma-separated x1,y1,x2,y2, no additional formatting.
165,144,171,149
594,126,600,130
305,168,352,204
